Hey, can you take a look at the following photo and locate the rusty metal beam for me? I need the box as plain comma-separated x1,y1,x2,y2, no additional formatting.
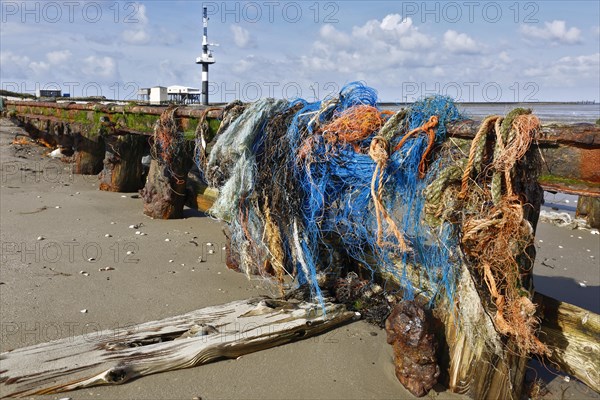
5,102,599,197
540,182,600,198
7,101,597,146
446,119,600,148
3,100,224,119
446,120,600,197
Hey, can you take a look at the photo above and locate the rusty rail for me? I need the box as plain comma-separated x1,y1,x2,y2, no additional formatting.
447,119,600,148
4,100,224,119
4,100,599,197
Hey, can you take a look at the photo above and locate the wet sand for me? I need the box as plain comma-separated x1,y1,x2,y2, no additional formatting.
0,118,598,400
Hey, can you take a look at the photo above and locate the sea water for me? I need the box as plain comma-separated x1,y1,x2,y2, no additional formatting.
458,103,600,123
382,103,600,123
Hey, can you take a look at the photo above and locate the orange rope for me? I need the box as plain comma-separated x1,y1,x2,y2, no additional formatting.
369,136,411,252
392,115,439,178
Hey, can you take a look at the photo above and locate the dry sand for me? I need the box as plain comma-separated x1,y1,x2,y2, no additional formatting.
0,118,598,400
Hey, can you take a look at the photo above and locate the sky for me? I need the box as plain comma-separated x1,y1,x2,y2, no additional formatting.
1,0,599,102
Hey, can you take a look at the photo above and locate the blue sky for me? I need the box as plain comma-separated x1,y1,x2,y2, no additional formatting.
1,1,599,102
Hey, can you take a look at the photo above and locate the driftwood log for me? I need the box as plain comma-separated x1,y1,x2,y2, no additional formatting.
0,297,354,398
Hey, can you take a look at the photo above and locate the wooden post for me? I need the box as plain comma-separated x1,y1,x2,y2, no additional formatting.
73,133,104,175
141,156,192,219
140,108,195,219
99,134,149,192
443,267,531,399
576,196,600,228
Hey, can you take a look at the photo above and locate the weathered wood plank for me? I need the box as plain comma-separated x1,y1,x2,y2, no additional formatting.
534,292,600,392
186,176,219,213
7,103,597,146
0,297,355,398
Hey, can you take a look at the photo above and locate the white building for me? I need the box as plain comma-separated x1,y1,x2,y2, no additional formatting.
167,85,201,104
137,88,150,102
149,86,167,105
137,85,201,104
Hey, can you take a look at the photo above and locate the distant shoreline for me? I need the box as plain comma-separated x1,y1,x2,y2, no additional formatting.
380,101,598,107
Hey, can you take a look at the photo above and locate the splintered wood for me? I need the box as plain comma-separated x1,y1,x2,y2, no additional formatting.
0,297,354,398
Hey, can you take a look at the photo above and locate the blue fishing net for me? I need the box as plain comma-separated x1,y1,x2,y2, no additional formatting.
207,81,463,308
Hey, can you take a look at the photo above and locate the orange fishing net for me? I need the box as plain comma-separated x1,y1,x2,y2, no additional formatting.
320,105,393,151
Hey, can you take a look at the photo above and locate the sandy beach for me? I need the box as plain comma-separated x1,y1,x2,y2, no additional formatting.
0,117,598,400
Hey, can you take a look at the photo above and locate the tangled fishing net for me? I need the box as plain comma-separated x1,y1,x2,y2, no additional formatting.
201,83,547,355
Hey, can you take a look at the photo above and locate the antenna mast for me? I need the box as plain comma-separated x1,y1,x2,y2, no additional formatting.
195,7,216,105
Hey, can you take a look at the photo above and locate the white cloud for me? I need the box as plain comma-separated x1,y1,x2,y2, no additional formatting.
432,66,445,77
157,59,184,84
523,53,599,85
47,50,72,65
134,3,149,25
230,25,255,48
82,56,117,79
29,61,50,75
232,55,257,74
0,51,30,67
320,24,351,48
443,30,480,54
122,3,150,45
301,14,436,76
156,27,181,46
352,14,433,50
122,29,150,44
499,51,511,63
521,20,582,44
0,51,31,79
0,21,40,36
1,50,73,80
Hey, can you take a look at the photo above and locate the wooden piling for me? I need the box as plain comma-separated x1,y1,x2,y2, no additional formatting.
99,134,149,192
140,108,194,219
